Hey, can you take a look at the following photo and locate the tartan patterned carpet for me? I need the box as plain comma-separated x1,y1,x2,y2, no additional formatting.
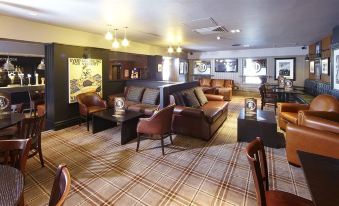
24,96,311,206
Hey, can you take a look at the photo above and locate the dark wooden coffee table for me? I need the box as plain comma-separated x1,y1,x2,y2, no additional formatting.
92,109,144,145
298,151,339,206
237,108,285,148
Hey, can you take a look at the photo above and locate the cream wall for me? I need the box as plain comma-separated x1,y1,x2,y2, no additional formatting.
188,47,309,91
0,15,169,56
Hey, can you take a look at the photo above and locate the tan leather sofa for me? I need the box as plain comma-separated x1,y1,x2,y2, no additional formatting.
107,86,159,116
199,78,233,101
278,94,339,130
170,88,228,140
285,111,339,166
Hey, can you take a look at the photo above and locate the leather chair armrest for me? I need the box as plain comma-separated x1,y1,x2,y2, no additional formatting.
174,106,205,118
205,94,224,101
78,102,88,116
100,100,107,108
278,102,309,113
286,123,339,166
298,111,339,134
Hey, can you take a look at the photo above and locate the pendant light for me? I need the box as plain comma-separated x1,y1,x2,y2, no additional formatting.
168,46,174,53
112,29,120,48
121,27,129,47
105,25,113,40
3,56,14,71
176,46,182,53
37,59,45,70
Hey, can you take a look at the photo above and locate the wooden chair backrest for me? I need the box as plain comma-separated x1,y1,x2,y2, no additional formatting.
49,164,71,206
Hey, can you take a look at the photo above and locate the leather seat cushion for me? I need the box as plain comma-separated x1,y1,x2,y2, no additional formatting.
141,88,159,105
200,78,211,87
211,79,225,88
87,106,106,114
127,104,158,116
124,100,138,108
201,101,228,123
281,112,298,124
265,190,313,206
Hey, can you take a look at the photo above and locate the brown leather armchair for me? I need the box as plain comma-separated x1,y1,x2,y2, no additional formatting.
285,111,339,166
136,104,175,155
278,94,339,130
76,92,107,131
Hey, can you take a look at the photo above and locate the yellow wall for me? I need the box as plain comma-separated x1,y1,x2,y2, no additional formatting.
0,14,169,56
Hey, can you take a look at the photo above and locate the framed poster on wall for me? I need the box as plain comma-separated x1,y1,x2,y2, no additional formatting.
68,58,103,103
193,60,211,75
321,58,330,75
333,47,339,90
274,58,296,80
215,59,238,72
314,58,321,80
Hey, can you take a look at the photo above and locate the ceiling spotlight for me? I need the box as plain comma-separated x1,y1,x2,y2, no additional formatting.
29,12,38,16
230,29,241,33
168,46,174,53
176,46,182,53
217,36,221,40
112,29,120,48
121,27,129,47
105,25,113,40
243,44,250,47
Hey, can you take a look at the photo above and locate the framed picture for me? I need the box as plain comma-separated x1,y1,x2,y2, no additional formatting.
184,62,188,74
321,58,330,75
193,60,211,75
309,61,315,73
68,58,102,104
274,58,296,80
215,59,238,72
179,62,184,74
333,47,339,90
157,64,162,72
314,58,321,80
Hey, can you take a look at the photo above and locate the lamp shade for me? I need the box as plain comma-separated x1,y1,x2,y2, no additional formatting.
3,57,14,71
37,59,45,70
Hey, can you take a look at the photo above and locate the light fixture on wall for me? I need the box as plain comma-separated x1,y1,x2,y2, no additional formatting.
168,46,174,53
3,56,14,71
37,59,45,70
112,29,120,48
105,25,113,40
176,46,182,53
121,27,129,47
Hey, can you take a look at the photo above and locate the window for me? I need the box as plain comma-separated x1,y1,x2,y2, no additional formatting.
162,57,172,81
243,58,267,84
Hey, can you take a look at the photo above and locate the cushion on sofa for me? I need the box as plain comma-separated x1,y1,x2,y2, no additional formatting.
183,89,200,108
194,87,208,106
211,79,225,88
172,91,186,106
141,88,159,105
200,78,211,87
126,86,145,102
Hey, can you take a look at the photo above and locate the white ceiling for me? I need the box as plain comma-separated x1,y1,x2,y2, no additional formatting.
0,0,339,51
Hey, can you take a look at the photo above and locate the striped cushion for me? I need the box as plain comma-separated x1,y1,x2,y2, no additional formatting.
183,89,200,108
141,88,160,105
194,87,208,106
173,91,186,106
126,86,145,102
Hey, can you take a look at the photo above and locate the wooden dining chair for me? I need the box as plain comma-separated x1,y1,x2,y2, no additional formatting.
136,104,175,155
0,103,25,139
0,138,32,173
48,164,71,206
245,137,313,206
17,114,46,167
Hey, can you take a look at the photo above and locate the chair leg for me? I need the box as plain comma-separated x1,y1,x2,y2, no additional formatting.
38,146,44,167
136,133,141,152
169,134,173,144
86,115,89,131
160,135,165,155
261,102,264,110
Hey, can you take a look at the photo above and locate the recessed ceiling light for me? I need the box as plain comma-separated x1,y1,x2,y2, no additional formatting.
217,36,221,40
243,44,250,47
29,12,38,16
230,29,241,33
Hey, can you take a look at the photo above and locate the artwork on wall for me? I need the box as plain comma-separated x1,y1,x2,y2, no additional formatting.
157,64,162,72
215,59,238,72
309,61,315,73
243,58,267,84
314,59,321,80
333,48,339,90
274,58,296,80
193,60,211,75
321,58,329,75
179,62,186,74
68,58,103,103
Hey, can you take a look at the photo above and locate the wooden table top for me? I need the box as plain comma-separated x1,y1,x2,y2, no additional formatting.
93,109,144,123
0,113,25,130
298,151,339,206
0,165,24,206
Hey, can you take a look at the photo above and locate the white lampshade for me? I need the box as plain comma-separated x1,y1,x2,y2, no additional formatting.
105,31,113,40
168,46,174,53
112,39,120,48
122,38,129,47
176,46,182,53
37,59,45,70
3,57,14,71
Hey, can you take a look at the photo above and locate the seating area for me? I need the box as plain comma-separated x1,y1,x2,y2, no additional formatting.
0,1,339,206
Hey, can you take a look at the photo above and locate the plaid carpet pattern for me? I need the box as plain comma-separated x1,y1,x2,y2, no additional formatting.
24,96,311,206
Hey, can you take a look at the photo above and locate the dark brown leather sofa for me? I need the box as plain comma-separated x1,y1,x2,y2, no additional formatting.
107,86,159,116
199,78,234,101
286,110,339,166
170,87,229,140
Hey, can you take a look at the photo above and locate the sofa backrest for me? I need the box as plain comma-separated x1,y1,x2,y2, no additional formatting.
199,78,234,88
124,86,160,105
310,94,339,112
199,78,211,87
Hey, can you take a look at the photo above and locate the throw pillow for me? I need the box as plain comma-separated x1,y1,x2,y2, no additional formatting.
183,89,200,108
194,87,208,106
141,88,160,105
126,86,145,102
